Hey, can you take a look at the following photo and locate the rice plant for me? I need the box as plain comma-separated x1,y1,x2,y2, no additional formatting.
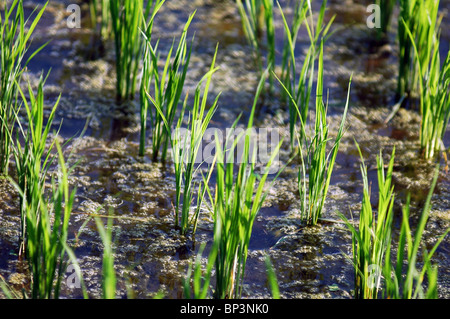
140,9,194,162
0,0,48,175
236,0,275,91
418,49,450,160
172,52,219,236
153,44,219,235
110,0,153,103
382,165,449,299
277,42,351,226
203,69,282,299
401,14,450,159
10,141,76,299
340,147,449,299
183,229,219,299
10,73,61,255
265,255,280,299
397,0,417,99
94,212,117,299
397,0,441,100
89,0,111,41
278,0,334,150
138,0,165,157
339,143,396,299
376,0,395,36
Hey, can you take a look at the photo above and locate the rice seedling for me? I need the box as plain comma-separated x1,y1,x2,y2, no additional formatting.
397,0,441,100
340,147,449,299
397,0,417,99
140,9,194,162
89,0,111,41
8,140,77,298
418,48,450,160
277,41,351,226
8,73,60,255
376,0,395,37
0,0,48,175
382,166,449,299
153,44,219,235
236,0,264,70
183,243,216,299
236,0,275,91
138,0,165,157
339,143,396,299
110,0,153,103
172,52,219,236
183,223,219,299
277,0,334,150
94,212,117,299
202,69,283,299
401,14,450,159
265,255,280,299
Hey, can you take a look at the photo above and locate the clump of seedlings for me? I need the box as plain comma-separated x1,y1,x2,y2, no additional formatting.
376,0,395,37
12,73,60,255
340,146,449,299
236,0,275,91
277,42,351,226
110,0,155,103
339,143,396,299
154,44,220,236
397,0,441,100
0,0,48,175
140,7,193,162
401,17,450,159
205,70,282,299
277,0,334,151
8,140,76,299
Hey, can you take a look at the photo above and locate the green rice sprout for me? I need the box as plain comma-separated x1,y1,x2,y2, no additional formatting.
376,0,395,37
277,41,351,226
89,0,112,41
278,0,334,151
419,48,450,160
10,73,61,256
203,68,283,299
94,211,117,299
183,224,219,299
173,50,219,236
0,0,48,175
397,0,441,100
339,143,396,299
140,9,194,162
154,44,219,235
236,0,275,91
138,0,165,157
9,140,76,298
110,0,153,103
340,149,448,299
265,255,280,299
383,165,449,299
401,13,450,159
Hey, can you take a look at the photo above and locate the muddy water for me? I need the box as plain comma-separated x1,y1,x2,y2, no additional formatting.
0,0,449,299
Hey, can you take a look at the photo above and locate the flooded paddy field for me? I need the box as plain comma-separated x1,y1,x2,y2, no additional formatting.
0,0,449,299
